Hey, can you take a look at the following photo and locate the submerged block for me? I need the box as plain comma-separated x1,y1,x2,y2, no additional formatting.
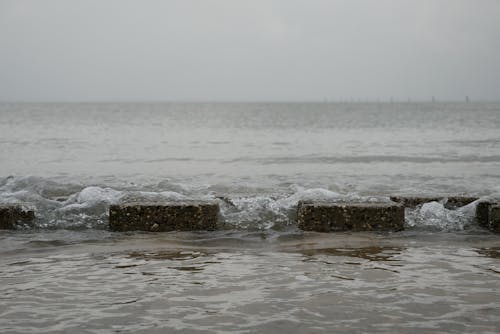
297,201,404,232
109,201,219,232
390,195,478,209
0,205,35,229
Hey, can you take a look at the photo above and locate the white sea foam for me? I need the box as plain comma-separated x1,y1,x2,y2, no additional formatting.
0,176,493,231
76,186,124,205
404,200,478,231
218,187,393,230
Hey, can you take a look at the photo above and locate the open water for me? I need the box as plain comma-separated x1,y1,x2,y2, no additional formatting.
0,102,499,333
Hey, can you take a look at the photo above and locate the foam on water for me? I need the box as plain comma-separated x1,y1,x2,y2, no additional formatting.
404,201,478,231
0,176,491,232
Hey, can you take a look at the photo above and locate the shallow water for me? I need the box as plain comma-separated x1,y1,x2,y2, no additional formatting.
1,231,500,333
1,102,500,333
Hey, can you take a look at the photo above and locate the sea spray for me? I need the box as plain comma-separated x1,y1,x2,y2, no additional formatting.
404,200,478,231
0,176,492,231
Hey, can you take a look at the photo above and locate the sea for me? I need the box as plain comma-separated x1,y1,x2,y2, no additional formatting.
1,102,499,333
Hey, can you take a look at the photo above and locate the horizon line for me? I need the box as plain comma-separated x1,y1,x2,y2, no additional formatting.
1,99,499,104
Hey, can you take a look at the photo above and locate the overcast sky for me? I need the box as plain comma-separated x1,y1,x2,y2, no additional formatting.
1,0,499,102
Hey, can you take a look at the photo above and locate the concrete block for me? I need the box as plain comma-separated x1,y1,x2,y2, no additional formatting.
0,205,35,229
489,205,500,233
297,201,404,232
476,201,500,232
476,201,492,228
390,195,478,209
445,196,479,208
109,201,219,232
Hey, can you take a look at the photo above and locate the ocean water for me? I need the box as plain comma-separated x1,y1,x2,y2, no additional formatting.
1,102,499,333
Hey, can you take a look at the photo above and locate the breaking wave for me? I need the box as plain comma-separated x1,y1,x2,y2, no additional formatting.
404,201,477,231
0,176,494,232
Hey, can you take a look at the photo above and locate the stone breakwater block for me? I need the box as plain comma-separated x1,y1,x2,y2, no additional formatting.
297,201,404,232
489,205,500,233
476,201,500,232
109,201,219,232
390,196,478,209
476,202,491,228
445,196,479,208
0,205,35,229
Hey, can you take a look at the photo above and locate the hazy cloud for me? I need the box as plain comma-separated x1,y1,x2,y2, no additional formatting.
1,0,499,101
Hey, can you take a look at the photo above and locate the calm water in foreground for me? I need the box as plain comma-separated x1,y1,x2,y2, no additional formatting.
0,102,499,333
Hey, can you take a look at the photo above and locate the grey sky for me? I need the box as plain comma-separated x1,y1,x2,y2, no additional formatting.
1,0,499,102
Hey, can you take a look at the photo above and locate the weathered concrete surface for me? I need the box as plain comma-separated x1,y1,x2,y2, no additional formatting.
444,196,479,209
476,201,492,228
297,201,404,232
109,201,219,232
476,201,500,232
0,205,35,229
390,195,478,209
489,205,500,233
